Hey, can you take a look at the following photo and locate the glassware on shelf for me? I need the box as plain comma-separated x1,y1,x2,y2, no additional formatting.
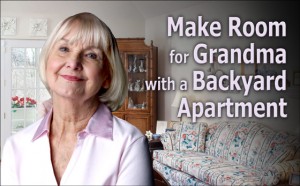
128,97,134,108
134,80,141,92
128,79,134,91
128,62,132,72
132,56,138,73
127,54,149,110
139,59,146,72
142,102,147,109
140,79,145,91
129,79,148,92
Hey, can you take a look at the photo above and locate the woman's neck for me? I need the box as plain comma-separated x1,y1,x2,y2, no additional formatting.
50,96,100,136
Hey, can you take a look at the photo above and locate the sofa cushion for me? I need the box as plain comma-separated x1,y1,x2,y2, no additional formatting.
205,121,296,170
153,160,209,186
183,160,269,185
153,150,278,185
172,121,208,152
153,150,204,171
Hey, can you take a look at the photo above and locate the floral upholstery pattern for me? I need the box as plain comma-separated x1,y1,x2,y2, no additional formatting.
155,121,299,185
171,121,208,152
205,121,296,170
153,150,206,171
153,150,277,185
268,159,300,183
160,131,177,150
153,160,209,186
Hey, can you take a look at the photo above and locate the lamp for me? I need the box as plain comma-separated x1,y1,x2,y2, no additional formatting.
171,91,183,108
171,91,196,121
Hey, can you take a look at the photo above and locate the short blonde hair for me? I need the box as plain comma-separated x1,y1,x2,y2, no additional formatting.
39,12,127,111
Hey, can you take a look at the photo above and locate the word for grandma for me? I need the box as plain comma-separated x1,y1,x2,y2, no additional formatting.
177,98,287,122
168,16,286,37
170,43,285,64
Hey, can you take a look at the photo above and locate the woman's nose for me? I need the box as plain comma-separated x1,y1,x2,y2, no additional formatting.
66,53,83,70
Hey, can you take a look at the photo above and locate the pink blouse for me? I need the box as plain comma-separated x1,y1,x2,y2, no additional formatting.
1,103,153,185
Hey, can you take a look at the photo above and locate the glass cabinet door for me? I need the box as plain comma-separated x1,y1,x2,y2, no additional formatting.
125,52,149,111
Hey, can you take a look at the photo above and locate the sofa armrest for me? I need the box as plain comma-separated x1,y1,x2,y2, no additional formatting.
263,159,300,185
160,131,177,150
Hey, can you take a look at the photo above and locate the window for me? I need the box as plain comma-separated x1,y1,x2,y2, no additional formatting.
1,40,50,156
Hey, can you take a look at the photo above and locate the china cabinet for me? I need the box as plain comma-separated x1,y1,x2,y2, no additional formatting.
114,38,157,134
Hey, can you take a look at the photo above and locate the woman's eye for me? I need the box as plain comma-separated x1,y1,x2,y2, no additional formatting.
59,47,69,52
86,53,98,60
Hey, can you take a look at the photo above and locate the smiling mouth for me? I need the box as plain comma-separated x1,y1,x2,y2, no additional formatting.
61,75,84,81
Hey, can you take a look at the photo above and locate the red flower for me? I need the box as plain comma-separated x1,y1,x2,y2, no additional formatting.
12,96,18,101
11,96,37,108
30,99,37,104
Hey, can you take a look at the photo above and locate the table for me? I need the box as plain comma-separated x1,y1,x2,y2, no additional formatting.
148,139,164,156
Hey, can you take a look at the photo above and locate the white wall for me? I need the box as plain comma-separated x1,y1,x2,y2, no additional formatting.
145,1,300,136
1,1,145,39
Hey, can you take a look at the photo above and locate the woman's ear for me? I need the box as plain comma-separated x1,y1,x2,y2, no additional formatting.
102,76,111,89
98,77,110,96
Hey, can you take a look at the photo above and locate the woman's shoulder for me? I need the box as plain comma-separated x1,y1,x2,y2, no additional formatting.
112,116,145,140
5,118,43,144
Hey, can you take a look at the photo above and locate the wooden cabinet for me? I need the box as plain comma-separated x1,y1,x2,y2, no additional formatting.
113,38,157,134
125,114,150,134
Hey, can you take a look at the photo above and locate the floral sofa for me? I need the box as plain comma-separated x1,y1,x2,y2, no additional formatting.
153,121,300,185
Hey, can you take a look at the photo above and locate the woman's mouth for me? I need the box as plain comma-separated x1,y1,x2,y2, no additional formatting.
61,75,84,81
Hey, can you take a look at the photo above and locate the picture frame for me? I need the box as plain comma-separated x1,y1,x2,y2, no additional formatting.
29,18,48,36
1,17,17,36
156,120,168,134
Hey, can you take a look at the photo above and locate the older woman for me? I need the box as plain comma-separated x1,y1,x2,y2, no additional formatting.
1,12,153,185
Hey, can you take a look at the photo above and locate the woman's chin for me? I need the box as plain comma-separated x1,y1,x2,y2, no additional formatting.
53,90,84,100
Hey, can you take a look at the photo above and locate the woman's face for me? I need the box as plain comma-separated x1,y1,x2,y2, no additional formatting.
46,24,109,101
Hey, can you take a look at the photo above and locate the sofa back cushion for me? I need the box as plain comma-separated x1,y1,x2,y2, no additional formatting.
172,121,208,152
205,121,296,170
